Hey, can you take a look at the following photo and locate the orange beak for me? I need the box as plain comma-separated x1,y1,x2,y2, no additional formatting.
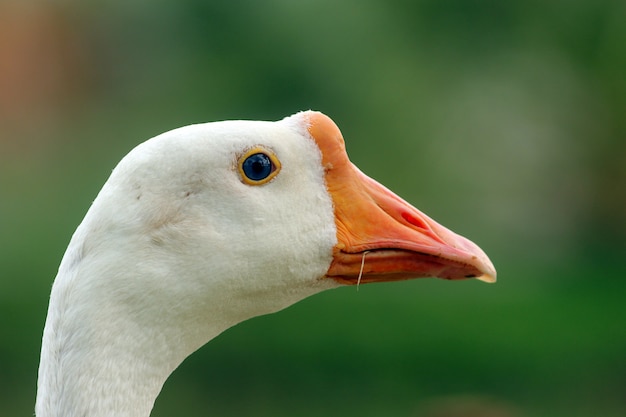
305,111,496,285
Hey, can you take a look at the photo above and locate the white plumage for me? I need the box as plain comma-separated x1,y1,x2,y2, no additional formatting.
36,111,495,417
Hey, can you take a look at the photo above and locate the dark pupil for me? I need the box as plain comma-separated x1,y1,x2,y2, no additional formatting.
243,153,272,181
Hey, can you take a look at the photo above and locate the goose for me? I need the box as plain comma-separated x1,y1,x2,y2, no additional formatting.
35,111,496,417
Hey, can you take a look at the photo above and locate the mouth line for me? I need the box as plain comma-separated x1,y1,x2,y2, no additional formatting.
328,247,483,285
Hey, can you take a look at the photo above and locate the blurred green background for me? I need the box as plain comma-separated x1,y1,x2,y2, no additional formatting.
1,1,624,416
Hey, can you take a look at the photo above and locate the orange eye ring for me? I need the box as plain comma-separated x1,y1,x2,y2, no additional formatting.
237,147,282,185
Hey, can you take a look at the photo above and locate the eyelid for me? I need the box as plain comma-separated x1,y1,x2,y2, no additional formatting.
237,146,282,185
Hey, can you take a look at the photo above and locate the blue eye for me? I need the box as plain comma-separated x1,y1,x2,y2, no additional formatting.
238,148,281,185
241,152,274,182
242,153,272,181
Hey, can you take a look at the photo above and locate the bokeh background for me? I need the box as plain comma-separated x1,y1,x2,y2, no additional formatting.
1,1,624,416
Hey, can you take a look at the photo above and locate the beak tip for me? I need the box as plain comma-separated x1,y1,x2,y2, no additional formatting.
474,255,497,283
476,273,497,283
461,236,497,284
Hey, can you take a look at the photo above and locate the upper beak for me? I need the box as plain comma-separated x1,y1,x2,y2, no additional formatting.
305,111,496,285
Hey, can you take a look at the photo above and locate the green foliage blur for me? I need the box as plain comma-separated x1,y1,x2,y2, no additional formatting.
1,1,624,416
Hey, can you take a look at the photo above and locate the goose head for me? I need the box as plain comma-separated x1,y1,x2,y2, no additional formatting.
36,111,495,417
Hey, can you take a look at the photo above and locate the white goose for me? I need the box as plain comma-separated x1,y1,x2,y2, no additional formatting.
36,111,496,417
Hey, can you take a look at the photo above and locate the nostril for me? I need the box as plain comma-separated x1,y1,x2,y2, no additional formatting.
401,212,428,230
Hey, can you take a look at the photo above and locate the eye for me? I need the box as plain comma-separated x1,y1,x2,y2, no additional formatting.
237,147,281,185
243,153,272,180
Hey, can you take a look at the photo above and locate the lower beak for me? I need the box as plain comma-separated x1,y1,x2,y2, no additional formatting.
305,112,496,285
